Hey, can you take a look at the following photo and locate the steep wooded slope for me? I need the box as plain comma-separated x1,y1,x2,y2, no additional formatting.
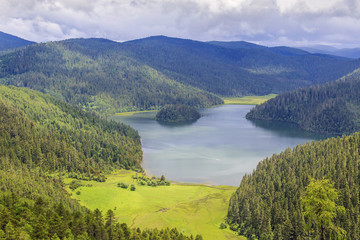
0,85,142,180
0,39,222,115
228,133,360,239
246,68,360,135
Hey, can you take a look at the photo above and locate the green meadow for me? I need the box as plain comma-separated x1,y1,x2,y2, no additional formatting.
223,94,277,105
66,170,245,240
114,110,158,117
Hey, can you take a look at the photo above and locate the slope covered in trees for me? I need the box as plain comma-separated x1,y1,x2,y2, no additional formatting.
0,39,222,115
246,68,360,135
227,133,360,239
0,31,35,51
0,86,201,239
117,36,360,96
0,85,142,180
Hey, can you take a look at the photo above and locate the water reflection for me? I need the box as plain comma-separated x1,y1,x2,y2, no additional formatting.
112,105,328,186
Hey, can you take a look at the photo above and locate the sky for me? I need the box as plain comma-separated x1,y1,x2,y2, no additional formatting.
0,0,359,48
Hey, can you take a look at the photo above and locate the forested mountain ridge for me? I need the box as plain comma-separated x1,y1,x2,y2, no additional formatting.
246,68,360,135
0,31,35,51
0,39,222,115
1,34,360,115
0,85,201,239
227,132,360,239
117,36,360,96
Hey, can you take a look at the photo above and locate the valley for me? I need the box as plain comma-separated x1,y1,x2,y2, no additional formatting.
1,30,360,240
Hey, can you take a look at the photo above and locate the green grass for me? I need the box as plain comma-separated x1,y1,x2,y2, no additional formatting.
114,110,158,117
223,94,277,105
65,170,245,240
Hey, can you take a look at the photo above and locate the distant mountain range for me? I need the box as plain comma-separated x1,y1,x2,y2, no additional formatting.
300,45,360,59
0,31,35,51
116,36,360,95
1,32,360,114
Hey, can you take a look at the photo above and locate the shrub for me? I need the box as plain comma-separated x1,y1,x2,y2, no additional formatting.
117,182,128,189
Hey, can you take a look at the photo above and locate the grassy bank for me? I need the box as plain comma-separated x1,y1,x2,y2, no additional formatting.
66,170,244,240
114,110,158,117
223,94,277,105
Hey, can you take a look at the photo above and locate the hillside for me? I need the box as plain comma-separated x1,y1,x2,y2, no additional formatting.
0,31,35,51
117,36,360,96
246,68,360,135
0,85,201,239
0,39,222,115
0,85,142,179
227,133,360,239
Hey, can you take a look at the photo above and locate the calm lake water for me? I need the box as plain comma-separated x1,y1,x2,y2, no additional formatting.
112,105,326,186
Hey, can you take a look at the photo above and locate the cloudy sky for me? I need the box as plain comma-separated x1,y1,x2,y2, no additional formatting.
0,0,359,48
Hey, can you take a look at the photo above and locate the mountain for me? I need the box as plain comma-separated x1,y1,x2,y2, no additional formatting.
0,31,35,51
117,36,360,96
301,45,360,59
0,39,222,115
207,40,267,50
1,35,360,115
246,67,360,135
209,40,310,56
227,132,360,239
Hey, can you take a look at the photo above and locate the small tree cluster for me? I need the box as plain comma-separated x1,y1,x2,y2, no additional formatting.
132,174,170,187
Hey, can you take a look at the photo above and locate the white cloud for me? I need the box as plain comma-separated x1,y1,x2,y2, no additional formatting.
0,0,359,47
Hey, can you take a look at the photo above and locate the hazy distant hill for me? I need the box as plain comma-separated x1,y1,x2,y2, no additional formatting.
246,68,360,135
209,41,310,56
301,45,360,59
0,39,222,115
117,36,360,96
0,31,35,51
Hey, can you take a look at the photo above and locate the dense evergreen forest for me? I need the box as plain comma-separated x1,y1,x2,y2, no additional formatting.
0,85,201,239
1,34,360,116
246,68,360,135
155,104,201,123
117,36,360,96
227,132,360,239
0,85,142,180
0,39,222,115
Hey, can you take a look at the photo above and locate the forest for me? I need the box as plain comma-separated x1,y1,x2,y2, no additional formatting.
246,68,360,135
0,85,202,239
1,36,360,117
117,36,360,96
227,132,360,239
155,104,201,123
0,39,222,115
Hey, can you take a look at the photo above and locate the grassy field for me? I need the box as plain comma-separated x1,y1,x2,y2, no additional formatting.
223,94,277,105
114,110,158,117
66,170,245,240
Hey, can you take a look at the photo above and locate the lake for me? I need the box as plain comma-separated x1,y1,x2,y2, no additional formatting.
112,105,326,186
